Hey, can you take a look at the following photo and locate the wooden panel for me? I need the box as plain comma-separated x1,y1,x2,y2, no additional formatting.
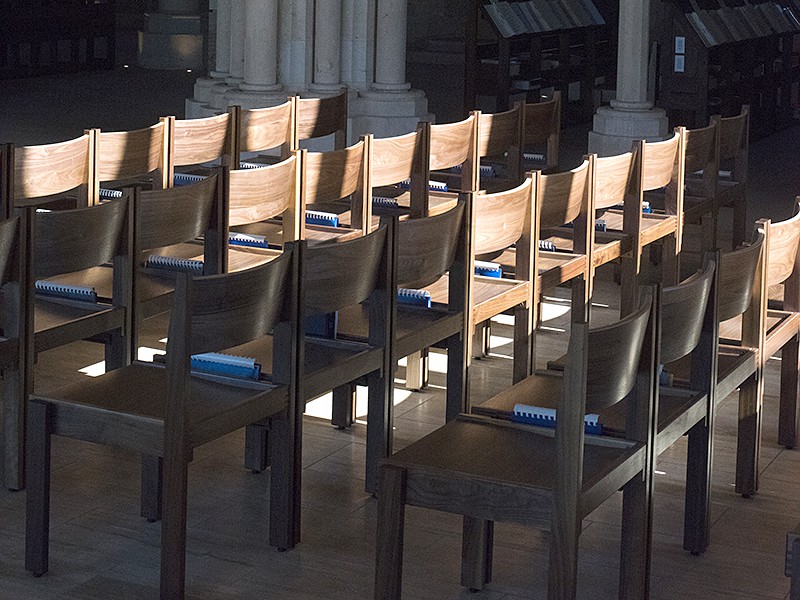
371,132,420,188
718,231,764,322
478,104,521,158
172,113,231,167
240,101,293,153
97,122,165,182
523,95,560,145
474,178,530,255
296,92,347,141
642,132,680,191
766,206,800,287
683,122,717,175
229,156,297,226
303,141,364,205
717,107,748,160
14,135,90,199
538,160,589,229
661,261,714,364
594,152,635,210
397,202,464,289
429,116,475,171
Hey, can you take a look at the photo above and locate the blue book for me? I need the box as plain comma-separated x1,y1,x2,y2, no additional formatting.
239,161,267,170
98,188,123,200
398,288,431,308
373,196,399,209
305,210,339,228
564,220,607,232
173,173,207,186
512,403,602,435
539,240,557,251
190,352,261,380
474,260,502,278
145,255,204,274
523,152,545,163
229,232,269,249
450,164,497,178
35,281,97,303
306,312,338,338
399,179,448,192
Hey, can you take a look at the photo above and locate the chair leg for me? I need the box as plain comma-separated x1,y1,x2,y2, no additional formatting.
548,509,580,600
269,415,300,550
684,419,712,554
160,447,190,600
3,365,25,491
619,257,639,317
446,333,469,422
736,373,762,497
778,335,800,449
512,303,533,383
105,327,130,371
331,383,356,429
792,537,800,600
245,423,270,473
460,517,493,591
619,473,651,599
25,400,52,577
405,350,426,391
365,368,393,496
141,455,163,522
374,464,406,600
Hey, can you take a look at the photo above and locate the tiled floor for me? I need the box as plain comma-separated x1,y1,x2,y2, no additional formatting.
1,65,799,598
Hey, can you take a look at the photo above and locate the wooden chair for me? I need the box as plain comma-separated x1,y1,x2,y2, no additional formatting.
369,129,427,219
90,121,169,202
522,91,561,173
25,246,302,600
228,98,295,168
711,105,749,249
295,90,348,150
375,289,658,599
1,133,94,213
162,112,233,186
239,224,395,503
0,215,29,491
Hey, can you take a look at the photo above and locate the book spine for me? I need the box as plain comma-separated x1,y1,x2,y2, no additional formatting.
35,281,98,303
173,173,208,186
397,288,432,308
229,233,269,248
373,196,399,208
399,179,448,192
306,312,338,339
145,255,205,274
98,188,123,200
190,354,261,380
305,210,340,227
539,240,557,251
239,161,267,170
474,260,503,277
450,164,496,178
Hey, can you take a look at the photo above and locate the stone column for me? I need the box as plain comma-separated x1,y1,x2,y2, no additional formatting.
588,0,668,156
226,0,246,86
372,0,410,91
210,0,232,79
240,0,282,92
310,0,344,92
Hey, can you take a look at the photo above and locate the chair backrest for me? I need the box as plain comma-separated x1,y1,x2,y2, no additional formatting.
135,173,224,275
660,259,716,364
32,196,130,280
683,121,719,198
93,121,168,195
712,105,749,167
7,134,93,209
228,154,301,243
295,91,348,150
535,158,591,229
477,103,523,183
368,131,423,189
396,201,466,289
230,99,295,167
303,224,389,316
761,203,800,293
523,92,561,171
473,177,533,256
593,151,638,211
163,113,233,185
640,130,682,193
300,140,369,234
717,229,765,323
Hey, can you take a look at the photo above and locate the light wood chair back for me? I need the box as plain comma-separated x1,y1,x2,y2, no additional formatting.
476,103,523,184
765,201,800,290
296,91,348,150
535,158,590,230
162,112,233,186
229,98,296,168
93,121,168,196
523,91,561,172
717,230,765,324
641,130,682,192
661,259,715,364
474,177,532,256
594,151,637,210
369,131,423,189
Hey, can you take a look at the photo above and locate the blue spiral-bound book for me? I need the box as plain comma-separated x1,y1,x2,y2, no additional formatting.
190,353,261,380
512,403,602,435
373,196,399,209
523,152,545,163
474,260,502,278
539,240,557,251
229,233,269,249
399,179,448,192
450,164,496,178
173,173,207,186
239,161,267,170
398,288,431,308
563,220,607,232
35,281,98,303
305,210,340,228
99,188,123,200
145,255,204,274
306,312,338,339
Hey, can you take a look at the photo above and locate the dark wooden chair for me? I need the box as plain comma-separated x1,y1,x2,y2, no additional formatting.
711,105,749,249
375,289,658,599
25,246,302,600
295,90,348,150
522,91,561,173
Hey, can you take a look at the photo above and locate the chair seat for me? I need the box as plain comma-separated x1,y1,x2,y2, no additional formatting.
596,208,678,248
425,272,530,325
34,361,286,452
491,246,586,291
539,227,631,268
385,414,644,526
33,296,124,353
234,220,363,245
721,309,800,358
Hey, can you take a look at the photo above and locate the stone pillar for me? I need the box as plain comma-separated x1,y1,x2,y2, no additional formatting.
226,0,246,86
240,0,282,92
210,0,232,79
138,0,204,70
310,0,344,92
372,0,410,92
588,0,668,156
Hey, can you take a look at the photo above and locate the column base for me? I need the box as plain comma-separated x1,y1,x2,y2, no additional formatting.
588,105,670,157
193,76,229,104
222,88,290,110
137,12,204,70
350,88,432,138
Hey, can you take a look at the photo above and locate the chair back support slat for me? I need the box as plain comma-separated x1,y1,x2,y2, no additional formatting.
717,231,765,322
715,107,749,160
474,178,531,255
302,141,365,205
429,116,476,171
14,135,91,200
229,156,297,226
184,248,294,356
296,92,348,143
239,100,295,154
660,261,715,364
641,131,680,191
584,294,652,412
370,132,420,188
523,93,560,145
396,202,465,289
537,159,590,229
594,152,636,210
478,104,522,159
171,113,231,167
304,226,387,314
137,175,218,251
97,122,166,182
33,198,128,279
765,204,800,287
683,122,718,176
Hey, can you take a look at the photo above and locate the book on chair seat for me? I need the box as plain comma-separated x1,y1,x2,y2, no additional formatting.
173,173,207,186
305,210,340,228
145,255,204,274
399,179,448,192
513,403,602,435
474,260,502,278
398,288,431,308
229,232,269,249
35,281,98,303
190,352,261,380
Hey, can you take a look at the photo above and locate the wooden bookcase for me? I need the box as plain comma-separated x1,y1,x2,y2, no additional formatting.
0,0,116,80
464,0,617,121
657,0,800,138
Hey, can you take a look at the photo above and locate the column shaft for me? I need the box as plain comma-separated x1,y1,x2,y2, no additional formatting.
227,0,246,85
211,0,232,79
373,0,410,91
311,0,343,90
611,0,651,110
241,0,281,91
